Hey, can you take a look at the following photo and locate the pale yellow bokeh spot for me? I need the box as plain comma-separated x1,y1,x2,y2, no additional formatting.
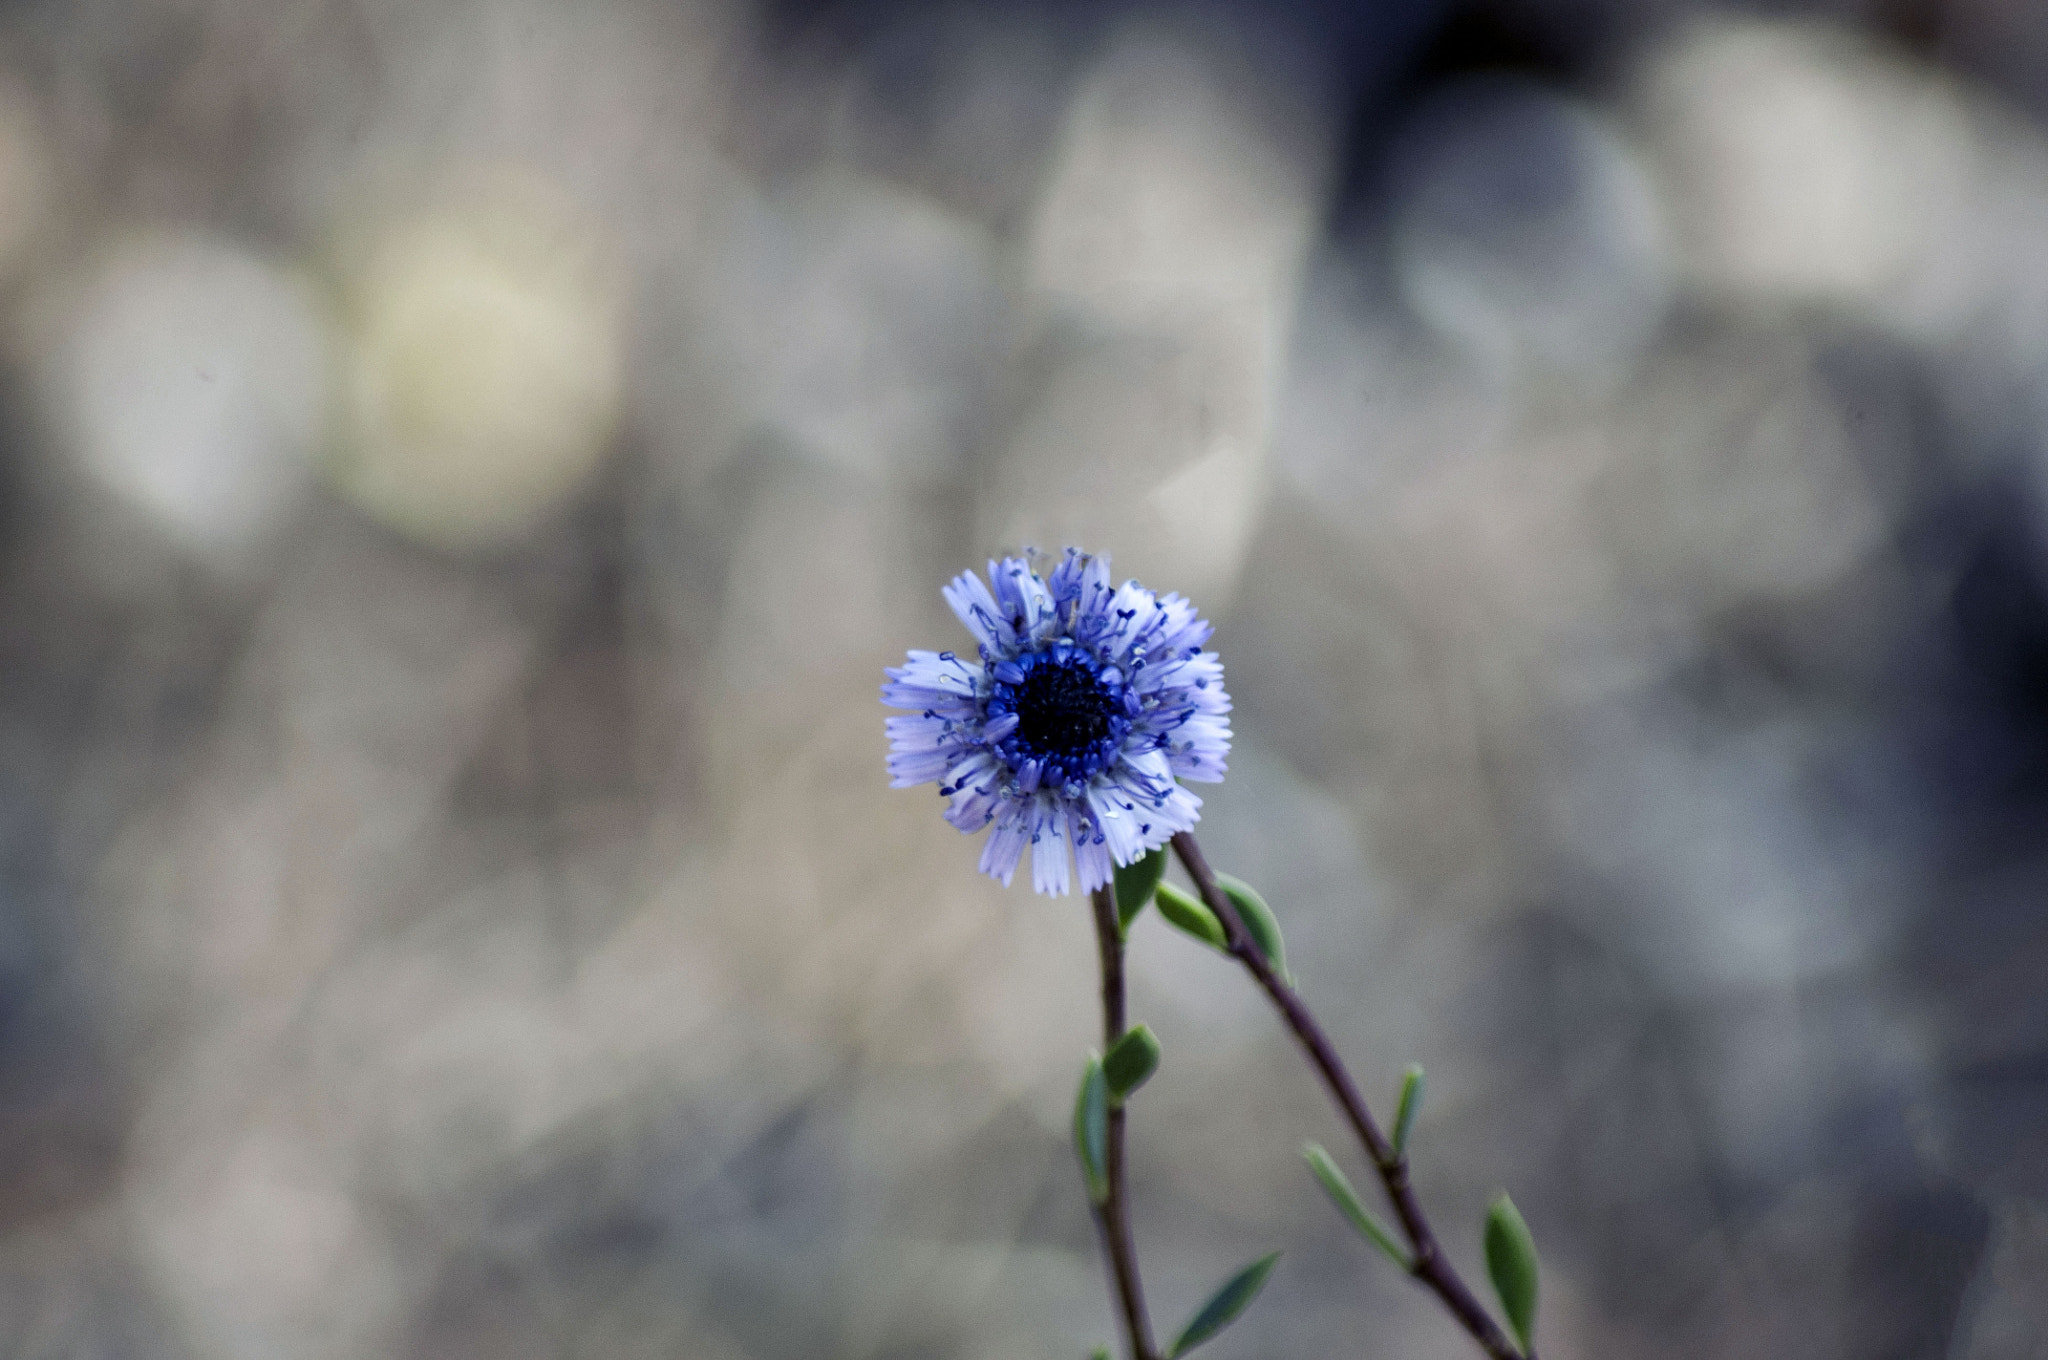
331,176,623,550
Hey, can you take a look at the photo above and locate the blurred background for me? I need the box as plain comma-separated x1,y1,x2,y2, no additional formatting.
0,0,2044,1355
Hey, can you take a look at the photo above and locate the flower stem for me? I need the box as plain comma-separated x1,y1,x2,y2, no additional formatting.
1169,833,1531,1360
1090,884,1159,1360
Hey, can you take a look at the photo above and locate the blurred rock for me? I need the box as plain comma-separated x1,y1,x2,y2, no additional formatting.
1634,18,1972,312
29,231,328,566
1388,75,1671,394
693,172,1007,485
990,22,1326,607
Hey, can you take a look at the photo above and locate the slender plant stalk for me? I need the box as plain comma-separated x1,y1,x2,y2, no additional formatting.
1170,833,1531,1360
1090,884,1159,1360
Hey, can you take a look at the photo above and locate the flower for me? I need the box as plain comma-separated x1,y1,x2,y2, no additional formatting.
882,549,1232,895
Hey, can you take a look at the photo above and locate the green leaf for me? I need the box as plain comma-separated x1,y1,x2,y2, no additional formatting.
1114,847,1169,934
1073,1055,1109,1204
1216,873,1287,981
1303,1143,1412,1270
1168,1251,1282,1357
1103,1023,1162,1103
1090,1350,1110,1360
1154,882,1226,951
1484,1194,1539,1354
1393,1063,1425,1158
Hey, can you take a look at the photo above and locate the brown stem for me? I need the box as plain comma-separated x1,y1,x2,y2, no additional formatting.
1090,884,1159,1360
1170,833,1531,1360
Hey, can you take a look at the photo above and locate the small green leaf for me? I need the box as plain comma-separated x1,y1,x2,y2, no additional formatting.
1168,1251,1282,1357
1393,1063,1425,1158
1090,1350,1111,1360
1216,873,1287,981
1073,1055,1109,1204
1303,1143,1412,1270
1103,1023,1162,1103
1154,882,1226,950
1114,847,1169,934
1484,1193,1539,1354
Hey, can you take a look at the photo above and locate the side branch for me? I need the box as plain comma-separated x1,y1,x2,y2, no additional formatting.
1090,885,1158,1360
1168,834,1529,1360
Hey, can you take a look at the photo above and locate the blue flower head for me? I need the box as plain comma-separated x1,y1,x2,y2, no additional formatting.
882,549,1232,896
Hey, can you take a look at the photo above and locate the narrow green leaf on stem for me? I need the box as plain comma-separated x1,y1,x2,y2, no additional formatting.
1168,1251,1282,1357
1484,1193,1539,1354
1215,873,1287,981
1154,882,1227,950
1103,1023,1162,1103
1090,1349,1111,1360
1114,847,1169,934
1303,1143,1412,1270
1073,1055,1109,1205
1393,1063,1425,1158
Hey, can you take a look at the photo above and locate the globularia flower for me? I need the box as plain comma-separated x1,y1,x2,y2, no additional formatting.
882,549,1232,896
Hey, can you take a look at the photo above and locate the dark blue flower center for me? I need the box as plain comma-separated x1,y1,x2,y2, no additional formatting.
985,643,1133,791
1014,660,1113,750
